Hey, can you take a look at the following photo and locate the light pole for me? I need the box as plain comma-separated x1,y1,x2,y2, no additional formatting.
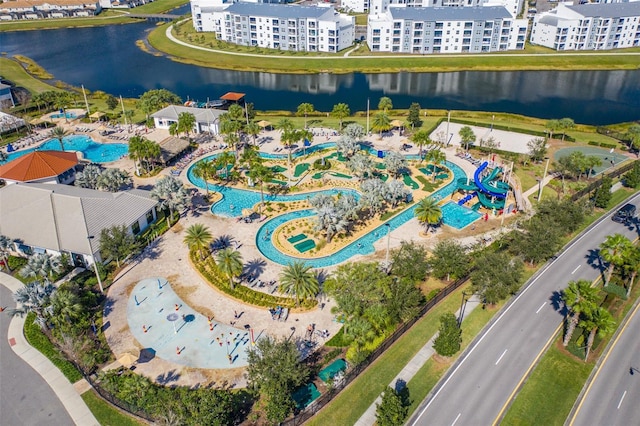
457,291,468,326
537,157,550,201
87,236,104,293
446,110,451,145
491,114,495,132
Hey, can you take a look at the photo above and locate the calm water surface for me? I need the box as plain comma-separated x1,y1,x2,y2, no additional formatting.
1,21,639,125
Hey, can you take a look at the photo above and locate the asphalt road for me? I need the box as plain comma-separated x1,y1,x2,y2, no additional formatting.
569,301,640,426
0,284,74,426
409,193,640,426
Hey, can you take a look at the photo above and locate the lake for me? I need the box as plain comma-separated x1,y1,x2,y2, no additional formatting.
1,21,639,125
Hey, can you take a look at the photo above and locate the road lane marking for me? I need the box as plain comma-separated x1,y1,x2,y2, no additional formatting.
451,413,462,426
569,301,640,425
572,265,581,274
495,349,508,365
617,391,627,409
536,302,546,314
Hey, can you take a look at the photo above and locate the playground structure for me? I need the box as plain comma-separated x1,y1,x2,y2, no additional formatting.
456,161,512,211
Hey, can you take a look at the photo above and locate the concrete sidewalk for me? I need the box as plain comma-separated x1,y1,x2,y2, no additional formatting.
354,295,481,426
1,272,99,426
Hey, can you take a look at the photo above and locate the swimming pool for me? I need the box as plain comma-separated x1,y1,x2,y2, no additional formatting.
49,112,77,119
441,202,482,229
6,135,128,163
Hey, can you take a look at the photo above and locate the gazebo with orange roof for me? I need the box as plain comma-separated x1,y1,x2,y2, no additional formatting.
220,92,246,105
0,150,78,185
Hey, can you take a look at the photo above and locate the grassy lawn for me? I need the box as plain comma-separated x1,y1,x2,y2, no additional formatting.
149,22,640,74
0,58,62,94
81,390,145,426
501,343,594,426
307,285,469,426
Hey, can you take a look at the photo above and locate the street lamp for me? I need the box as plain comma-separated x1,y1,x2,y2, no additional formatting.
457,291,468,327
87,236,104,293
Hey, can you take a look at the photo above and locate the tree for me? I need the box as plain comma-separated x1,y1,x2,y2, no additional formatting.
378,96,393,113
593,175,613,208
99,224,135,268
425,148,446,182
49,288,84,332
561,280,599,346
559,117,575,142
585,155,602,179
20,253,64,282
74,164,102,189
376,386,408,426
105,95,118,111
215,150,236,180
622,246,640,297
429,240,470,281
336,135,360,159
347,152,375,181
129,136,161,175
279,261,318,306
546,119,561,140
433,312,462,356
0,235,14,271
8,281,56,329
479,136,500,155
600,234,633,286
371,111,391,136
137,89,181,121
579,306,615,361
622,161,640,188
626,124,640,154
383,151,406,179
411,130,433,163
184,223,213,260
247,337,309,424
150,176,189,227
343,123,366,141
471,252,523,305
177,112,196,139
191,159,217,197
510,217,562,265
215,248,243,289
123,110,134,130
331,103,351,130
296,102,314,128
0,149,7,164
458,126,476,150
276,117,294,133
97,168,131,192
407,102,422,128
527,137,547,163
385,179,410,208
414,197,442,233
314,204,349,243
248,164,274,214
360,178,389,217
389,241,429,282
244,121,260,145
50,126,68,151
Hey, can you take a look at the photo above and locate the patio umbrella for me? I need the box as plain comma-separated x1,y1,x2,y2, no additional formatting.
117,351,139,367
390,119,404,128
257,120,271,128
242,208,254,218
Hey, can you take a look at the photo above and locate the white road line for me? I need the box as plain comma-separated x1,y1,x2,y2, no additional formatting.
495,349,508,365
617,391,627,409
536,302,546,314
451,413,462,426
571,265,581,274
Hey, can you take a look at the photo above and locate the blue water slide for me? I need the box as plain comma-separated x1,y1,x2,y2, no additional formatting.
474,162,507,199
457,192,477,205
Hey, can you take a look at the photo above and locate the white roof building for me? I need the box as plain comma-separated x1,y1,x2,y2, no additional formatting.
151,104,226,135
530,2,640,50
368,5,527,53
363,0,523,18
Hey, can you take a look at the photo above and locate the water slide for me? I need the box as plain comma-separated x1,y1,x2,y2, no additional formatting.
474,162,508,199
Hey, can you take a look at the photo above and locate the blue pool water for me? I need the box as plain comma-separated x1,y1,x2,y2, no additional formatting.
6,135,128,163
440,202,482,229
49,112,77,119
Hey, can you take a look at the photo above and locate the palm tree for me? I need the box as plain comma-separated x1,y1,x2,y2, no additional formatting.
216,248,243,290
249,164,274,214
414,197,442,233
331,103,351,130
276,118,294,133
347,152,374,181
279,261,318,306
50,126,68,151
411,130,433,163
378,96,393,113
75,164,102,189
371,112,391,137
458,126,476,151
215,151,236,181
559,117,575,143
177,112,196,139
20,253,64,282
191,159,216,197
8,281,56,329
600,234,633,286
546,119,561,140
244,121,261,145
150,176,190,227
184,223,213,259
579,307,615,361
383,151,406,179
296,102,314,129
0,235,14,271
561,280,599,346
425,148,447,182
50,289,84,330
622,246,640,297
96,168,131,192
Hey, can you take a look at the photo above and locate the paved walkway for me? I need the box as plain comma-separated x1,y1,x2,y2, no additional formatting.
354,295,481,426
0,272,99,426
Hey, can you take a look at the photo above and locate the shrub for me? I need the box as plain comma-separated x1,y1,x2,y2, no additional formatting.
600,142,617,149
313,158,331,170
588,141,600,146
7,255,27,271
433,312,462,357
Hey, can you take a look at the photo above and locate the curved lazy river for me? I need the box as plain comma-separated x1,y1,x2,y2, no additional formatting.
187,150,468,267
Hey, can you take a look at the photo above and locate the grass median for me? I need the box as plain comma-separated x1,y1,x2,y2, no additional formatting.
81,390,144,426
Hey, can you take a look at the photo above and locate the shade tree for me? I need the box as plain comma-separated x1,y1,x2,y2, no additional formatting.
99,224,135,268
383,151,407,179
429,240,471,281
150,176,190,227
433,312,462,356
470,252,523,305
458,126,476,150
527,137,547,163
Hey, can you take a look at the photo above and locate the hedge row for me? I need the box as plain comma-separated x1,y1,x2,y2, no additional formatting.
449,118,576,142
192,253,316,310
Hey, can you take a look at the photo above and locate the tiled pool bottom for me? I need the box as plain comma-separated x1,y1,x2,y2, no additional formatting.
441,201,482,229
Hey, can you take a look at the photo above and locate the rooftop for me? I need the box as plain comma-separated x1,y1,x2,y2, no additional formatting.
0,150,78,182
224,3,333,20
567,2,640,18
389,6,512,21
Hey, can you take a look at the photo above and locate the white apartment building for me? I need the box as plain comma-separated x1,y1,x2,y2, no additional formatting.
367,5,527,53
530,2,640,50
363,0,523,18
193,2,355,52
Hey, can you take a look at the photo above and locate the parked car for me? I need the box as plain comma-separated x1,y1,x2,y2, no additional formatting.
612,203,637,224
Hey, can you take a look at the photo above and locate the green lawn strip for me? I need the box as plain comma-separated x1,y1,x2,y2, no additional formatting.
0,58,62,94
294,162,310,177
501,344,593,426
22,312,82,383
405,301,502,418
307,285,468,426
81,390,144,426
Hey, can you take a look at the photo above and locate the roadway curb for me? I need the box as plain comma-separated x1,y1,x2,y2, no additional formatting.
1,272,99,426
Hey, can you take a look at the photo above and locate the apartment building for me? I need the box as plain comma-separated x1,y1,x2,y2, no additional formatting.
367,5,527,53
361,0,523,18
530,2,640,50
